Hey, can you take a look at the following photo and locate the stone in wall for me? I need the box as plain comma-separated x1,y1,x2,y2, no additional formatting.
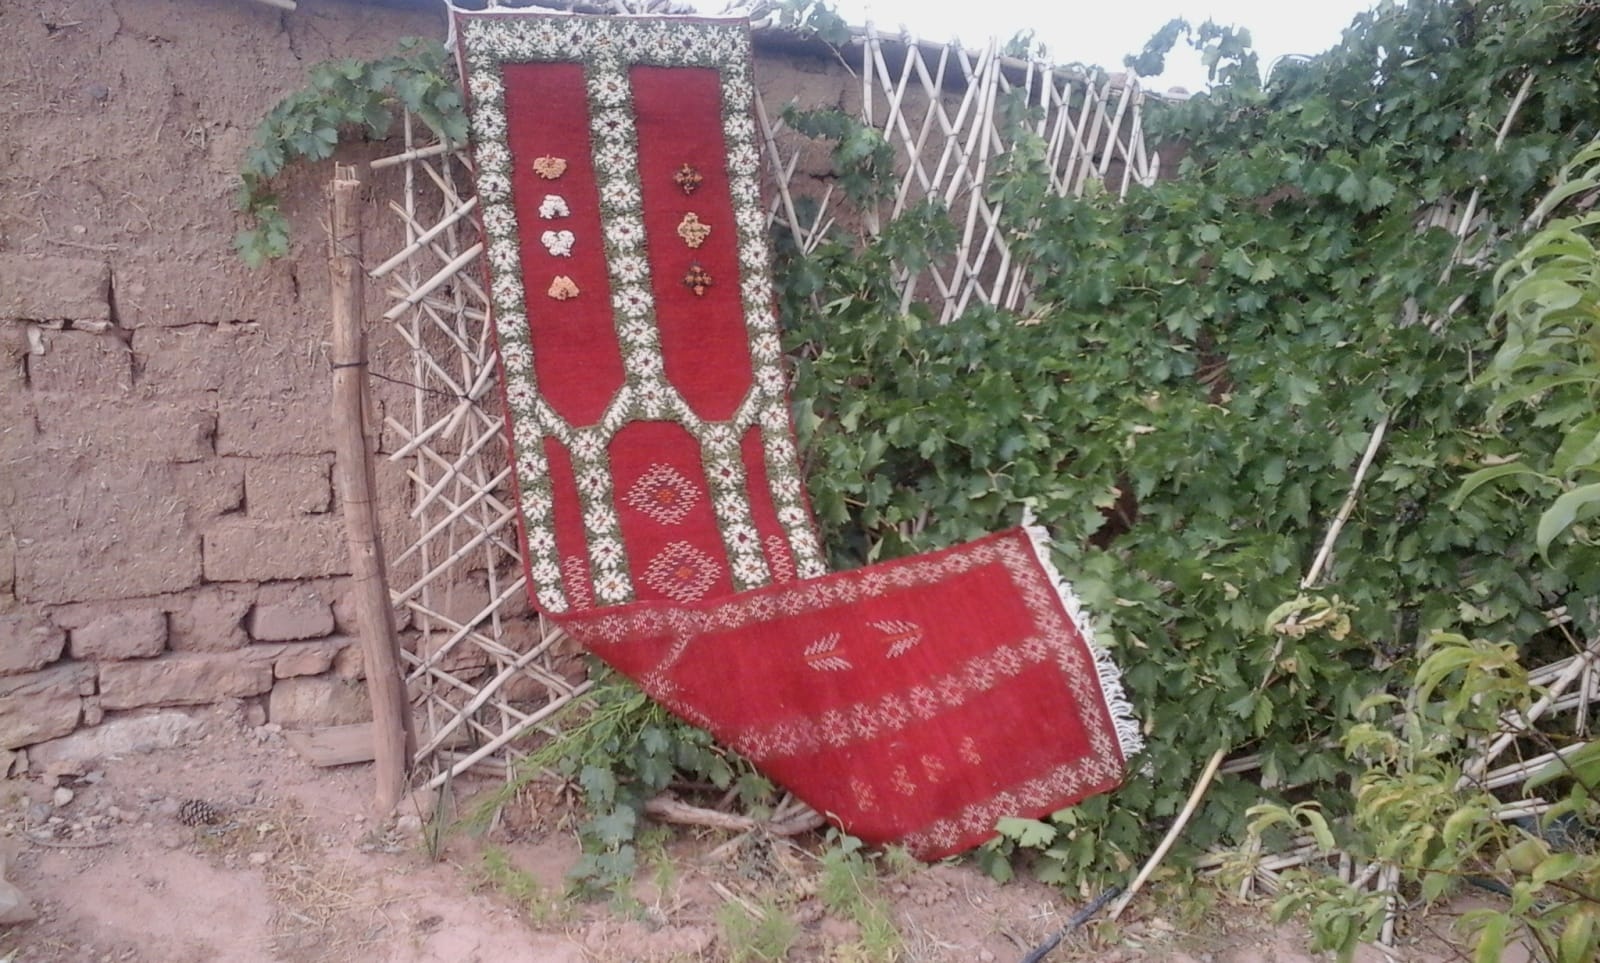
258,638,352,679
248,584,334,641
167,584,254,651
66,609,167,661
0,612,66,676
27,710,208,767
268,675,372,729
0,256,110,323
0,664,91,749
98,652,272,710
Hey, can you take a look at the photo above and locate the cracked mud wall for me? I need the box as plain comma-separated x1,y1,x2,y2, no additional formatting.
0,0,444,758
0,0,857,759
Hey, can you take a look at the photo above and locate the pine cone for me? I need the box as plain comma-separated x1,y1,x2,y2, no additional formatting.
177,798,223,827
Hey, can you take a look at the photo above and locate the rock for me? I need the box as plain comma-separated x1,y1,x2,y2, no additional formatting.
99,653,272,710
270,639,349,679
68,609,168,661
395,814,423,835
168,584,254,652
0,612,67,676
247,851,270,866
0,664,91,749
52,787,73,808
248,586,334,642
267,676,371,729
27,710,207,766
0,877,36,925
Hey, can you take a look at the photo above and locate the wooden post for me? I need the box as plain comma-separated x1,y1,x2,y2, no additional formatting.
329,164,414,812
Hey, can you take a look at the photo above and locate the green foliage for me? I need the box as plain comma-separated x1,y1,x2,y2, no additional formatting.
1466,138,1600,554
773,0,1600,894
1245,633,1600,963
768,0,852,45
234,37,467,266
1255,131,1600,963
468,665,773,902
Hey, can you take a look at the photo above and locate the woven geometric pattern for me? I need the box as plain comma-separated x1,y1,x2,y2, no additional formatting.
375,10,1159,796
455,10,1141,857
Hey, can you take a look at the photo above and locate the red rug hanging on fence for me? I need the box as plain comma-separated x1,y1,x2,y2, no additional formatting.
455,11,1142,859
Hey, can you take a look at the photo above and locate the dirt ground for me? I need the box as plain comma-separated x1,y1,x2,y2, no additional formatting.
0,704,1462,963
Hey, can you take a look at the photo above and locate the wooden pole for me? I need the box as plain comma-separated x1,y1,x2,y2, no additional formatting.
329,164,414,812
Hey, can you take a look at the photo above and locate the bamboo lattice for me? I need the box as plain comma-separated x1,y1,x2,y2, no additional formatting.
374,8,1160,790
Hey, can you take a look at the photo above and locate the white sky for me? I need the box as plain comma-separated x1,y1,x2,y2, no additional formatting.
828,0,1386,92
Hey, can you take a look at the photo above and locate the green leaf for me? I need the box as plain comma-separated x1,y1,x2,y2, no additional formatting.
1452,462,1542,508
995,817,1057,848
1558,907,1597,963
1532,853,1581,888
1474,913,1508,963
1537,482,1600,554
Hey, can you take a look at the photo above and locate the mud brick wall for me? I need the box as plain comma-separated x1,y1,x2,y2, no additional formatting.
0,0,855,766
0,0,444,764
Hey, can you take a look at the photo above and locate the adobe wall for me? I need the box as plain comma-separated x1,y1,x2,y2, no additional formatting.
0,0,853,765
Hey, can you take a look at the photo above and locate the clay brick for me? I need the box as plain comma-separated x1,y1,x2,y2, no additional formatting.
112,257,300,329
12,459,204,605
173,460,246,519
0,611,66,676
0,664,92,749
329,578,411,633
27,330,133,393
245,457,331,517
260,638,352,679
202,518,349,582
98,652,272,710
267,675,372,729
0,534,14,606
248,584,334,641
168,584,254,651
33,397,217,463
132,323,324,400
67,609,167,661
215,399,333,457
0,256,111,323
0,323,26,393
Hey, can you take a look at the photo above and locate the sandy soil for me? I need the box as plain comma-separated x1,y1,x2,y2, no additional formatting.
0,704,1434,962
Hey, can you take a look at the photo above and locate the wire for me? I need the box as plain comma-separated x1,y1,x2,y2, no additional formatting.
1019,885,1123,963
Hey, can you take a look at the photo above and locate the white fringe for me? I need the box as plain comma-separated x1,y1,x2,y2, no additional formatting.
1022,511,1146,761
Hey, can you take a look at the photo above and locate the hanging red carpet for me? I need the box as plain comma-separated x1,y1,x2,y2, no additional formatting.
455,11,1142,859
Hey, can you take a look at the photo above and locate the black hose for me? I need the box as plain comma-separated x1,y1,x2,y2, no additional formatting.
1019,885,1124,963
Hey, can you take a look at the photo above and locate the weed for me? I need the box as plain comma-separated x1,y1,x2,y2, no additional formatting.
718,896,800,962
473,845,568,927
817,835,905,963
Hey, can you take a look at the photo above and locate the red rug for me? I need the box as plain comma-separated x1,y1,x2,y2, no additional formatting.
456,11,1141,859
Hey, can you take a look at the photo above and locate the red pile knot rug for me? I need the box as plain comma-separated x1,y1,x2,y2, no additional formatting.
455,10,1142,859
